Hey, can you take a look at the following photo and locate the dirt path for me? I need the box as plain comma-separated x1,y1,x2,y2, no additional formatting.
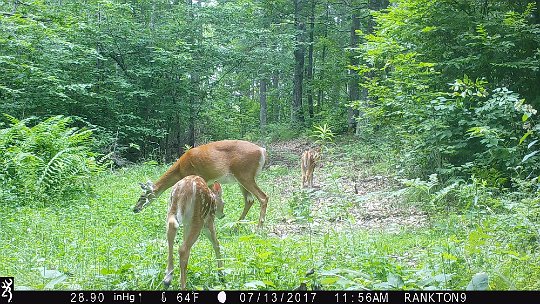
265,138,428,238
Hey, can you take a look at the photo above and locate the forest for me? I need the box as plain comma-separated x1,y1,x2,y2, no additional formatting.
1,0,539,292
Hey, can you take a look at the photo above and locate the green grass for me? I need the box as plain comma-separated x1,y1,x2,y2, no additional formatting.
1,138,539,290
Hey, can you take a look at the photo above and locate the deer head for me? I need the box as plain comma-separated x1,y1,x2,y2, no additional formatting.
211,181,225,220
133,181,156,213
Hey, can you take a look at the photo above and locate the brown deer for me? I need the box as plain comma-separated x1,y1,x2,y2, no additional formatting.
133,140,268,227
301,148,320,188
162,175,225,290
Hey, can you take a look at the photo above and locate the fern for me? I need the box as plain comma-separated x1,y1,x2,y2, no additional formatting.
37,147,89,193
2,113,20,125
0,114,102,204
68,129,93,145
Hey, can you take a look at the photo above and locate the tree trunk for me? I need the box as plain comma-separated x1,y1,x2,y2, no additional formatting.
166,113,181,162
536,0,540,24
292,0,305,125
272,72,280,121
354,0,389,135
306,0,316,119
96,2,103,85
260,79,268,134
347,11,360,133
188,100,195,147
186,0,199,148
150,0,156,30
536,0,540,103
317,1,329,112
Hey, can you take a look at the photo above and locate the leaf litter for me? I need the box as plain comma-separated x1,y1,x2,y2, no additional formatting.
266,139,428,238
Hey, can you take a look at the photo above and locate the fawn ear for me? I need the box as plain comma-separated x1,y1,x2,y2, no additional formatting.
139,182,146,189
213,181,222,194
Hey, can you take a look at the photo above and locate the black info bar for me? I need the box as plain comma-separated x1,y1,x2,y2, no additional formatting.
3,290,540,304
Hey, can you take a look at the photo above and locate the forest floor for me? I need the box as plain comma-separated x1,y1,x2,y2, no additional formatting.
265,138,428,238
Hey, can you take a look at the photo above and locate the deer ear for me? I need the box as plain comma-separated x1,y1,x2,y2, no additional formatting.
213,182,222,194
140,181,153,191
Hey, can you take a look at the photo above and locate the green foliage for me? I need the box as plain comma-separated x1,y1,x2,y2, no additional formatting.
356,0,540,187
0,0,362,161
1,137,539,290
1,0,539,292
467,272,489,291
289,191,312,220
311,124,335,148
264,123,300,142
0,115,102,203
423,84,537,186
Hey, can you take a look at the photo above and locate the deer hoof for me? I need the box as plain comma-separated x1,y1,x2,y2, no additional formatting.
162,278,172,289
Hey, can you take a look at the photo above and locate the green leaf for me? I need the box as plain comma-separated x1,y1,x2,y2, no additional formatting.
45,274,68,290
519,131,532,145
522,150,539,162
320,277,339,285
244,280,266,289
466,272,489,290
387,273,404,288
99,268,116,275
442,252,458,261
262,280,276,288
257,251,272,260
527,139,538,149
34,267,63,279
433,273,452,283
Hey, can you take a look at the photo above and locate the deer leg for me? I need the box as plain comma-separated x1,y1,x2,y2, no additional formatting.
238,185,255,221
179,224,201,290
203,223,224,282
237,178,268,228
301,157,308,188
163,214,178,289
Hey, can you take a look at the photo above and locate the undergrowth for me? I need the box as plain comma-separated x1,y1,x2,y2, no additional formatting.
0,136,539,290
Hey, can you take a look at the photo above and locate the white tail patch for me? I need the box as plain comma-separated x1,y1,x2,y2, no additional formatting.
169,216,180,229
256,147,266,176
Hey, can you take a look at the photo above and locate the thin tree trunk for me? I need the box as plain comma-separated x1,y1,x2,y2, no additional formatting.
260,79,268,134
355,0,389,135
150,0,156,30
536,0,540,102
347,11,361,133
292,0,305,125
317,1,329,112
186,0,198,148
272,72,280,121
188,95,195,147
536,0,540,24
166,113,181,162
306,0,316,119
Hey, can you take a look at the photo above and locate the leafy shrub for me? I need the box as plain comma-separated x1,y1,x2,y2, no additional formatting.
310,124,335,148
399,77,538,188
265,123,299,142
289,191,312,220
0,114,103,204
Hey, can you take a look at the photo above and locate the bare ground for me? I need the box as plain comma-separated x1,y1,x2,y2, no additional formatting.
265,139,428,238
